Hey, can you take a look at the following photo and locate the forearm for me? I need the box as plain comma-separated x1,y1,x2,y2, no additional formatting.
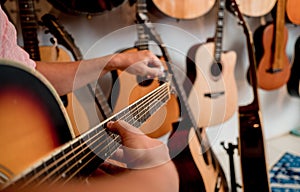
35,55,115,95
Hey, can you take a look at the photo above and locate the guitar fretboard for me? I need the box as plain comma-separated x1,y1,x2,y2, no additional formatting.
214,0,226,63
4,82,171,190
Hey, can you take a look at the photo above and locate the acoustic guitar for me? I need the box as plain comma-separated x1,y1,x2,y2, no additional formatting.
142,15,229,191
186,0,238,128
254,0,291,90
227,0,270,191
286,0,300,25
17,0,89,135
235,0,276,17
0,59,172,190
110,0,180,138
150,0,215,20
287,36,300,97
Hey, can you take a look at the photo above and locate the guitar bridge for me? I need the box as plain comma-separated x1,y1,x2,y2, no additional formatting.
204,91,225,99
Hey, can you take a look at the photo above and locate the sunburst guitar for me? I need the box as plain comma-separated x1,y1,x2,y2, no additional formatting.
186,0,237,128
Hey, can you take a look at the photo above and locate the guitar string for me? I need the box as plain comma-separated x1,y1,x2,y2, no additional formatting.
41,84,169,186
18,83,169,188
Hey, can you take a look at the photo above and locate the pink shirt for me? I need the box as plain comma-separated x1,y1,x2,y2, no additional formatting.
0,5,36,68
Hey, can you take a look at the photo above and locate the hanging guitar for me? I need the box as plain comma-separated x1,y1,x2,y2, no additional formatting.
227,0,271,191
287,35,300,97
139,11,229,191
253,0,291,90
149,0,215,20
17,0,89,136
110,0,180,138
0,59,172,191
286,0,300,25
186,0,238,128
41,13,115,126
234,0,276,17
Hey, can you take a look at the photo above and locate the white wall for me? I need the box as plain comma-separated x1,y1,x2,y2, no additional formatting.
5,0,300,154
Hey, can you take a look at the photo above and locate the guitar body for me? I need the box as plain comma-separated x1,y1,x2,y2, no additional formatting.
287,36,300,97
254,23,291,90
286,0,300,25
39,46,90,136
168,121,228,191
0,60,74,185
186,42,237,127
235,0,276,17
110,47,180,138
151,0,215,19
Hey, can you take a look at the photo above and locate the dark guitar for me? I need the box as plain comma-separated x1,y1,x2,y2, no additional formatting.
227,0,270,191
17,0,89,136
253,0,291,90
110,0,180,138
186,0,237,128
47,0,125,16
140,14,229,191
0,59,172,190
287,36,300,97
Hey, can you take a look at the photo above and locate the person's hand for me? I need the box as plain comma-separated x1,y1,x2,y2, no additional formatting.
109,50,164,78
105,120,171,169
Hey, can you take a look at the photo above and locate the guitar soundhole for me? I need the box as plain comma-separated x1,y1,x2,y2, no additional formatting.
211,62,222,77
136,76,153,87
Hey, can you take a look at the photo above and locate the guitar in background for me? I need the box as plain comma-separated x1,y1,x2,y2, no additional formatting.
287,36,300,97
235,0,276,17
253,0,291,90
17,0,89,136
286,0,300,25
186,0,237,128
227,0,270,191
142,14,229,191
110,0,180,138
149,0,215,20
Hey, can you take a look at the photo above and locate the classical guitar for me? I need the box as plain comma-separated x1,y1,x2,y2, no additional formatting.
17,0,89,136
287,36,300,97
142,16,229,191
286,0,300,25
235,0,276,17
253,0,291,90
186,0,237,127
227,0,270,191
110,0,180,138
0,59,172,190
150,0,215,20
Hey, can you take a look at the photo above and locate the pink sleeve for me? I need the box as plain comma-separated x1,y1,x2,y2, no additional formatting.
0,5,36,68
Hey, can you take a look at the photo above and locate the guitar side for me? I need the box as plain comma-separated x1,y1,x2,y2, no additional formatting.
287,36,300,97
187,42,237,127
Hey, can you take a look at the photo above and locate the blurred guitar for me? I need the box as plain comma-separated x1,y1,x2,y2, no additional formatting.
235,0,276,17
287,36,300,97
227,0,270,191
286,0,300,25
186,0,237,127
17,0,89,135
253,0,291,90
150,0,215,19
110,0,180,138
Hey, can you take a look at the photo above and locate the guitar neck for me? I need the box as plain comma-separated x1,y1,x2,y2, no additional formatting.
135,0,150,50
4,82,171,190
18,0,41,61
214,0,226,63
274,0,287,70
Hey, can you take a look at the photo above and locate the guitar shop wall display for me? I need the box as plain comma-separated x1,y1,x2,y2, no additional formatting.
1,0,300,192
